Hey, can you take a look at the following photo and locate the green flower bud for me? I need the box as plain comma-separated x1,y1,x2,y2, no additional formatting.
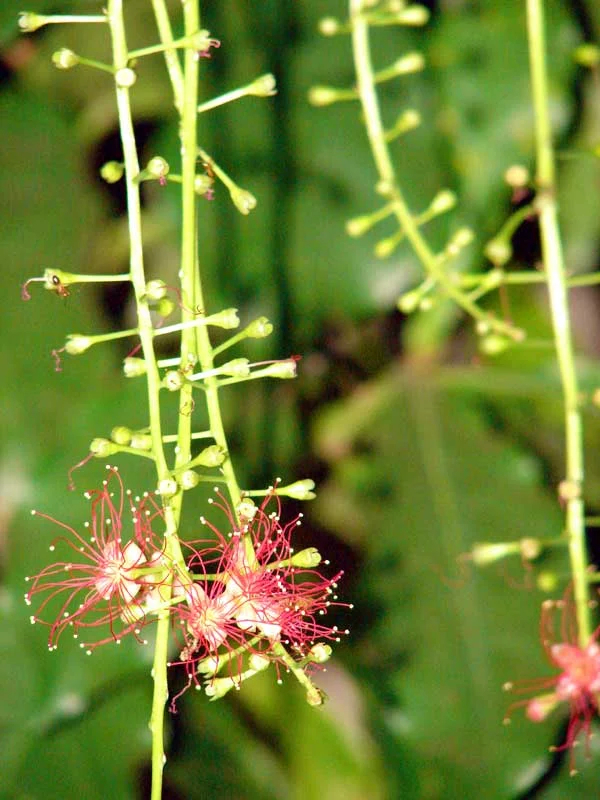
261,360,297,379
145,279,168,301
65,334,92,355
90,438,120,458
248,73,276,97
374,236,398,259
194,174,214,195
115,67,136,88
280,479,316,500
111,426,133,446
194,445,225,468
520,538,542,561
504,164,530,188
195,655,221,676
309,643,332,664
446,227,474,257
180,470,201,490
397,5,430,26
537,571,559,592
471,541,518,566
207,308,240,329
158,478,178,498
205,676,237,700
52,49,79,70
230,187,257,215
162,370,184,392
318,17,341,36
146,156,170,180
221,358,250,378
485,238,512,267
130,433,153,451
100,161,124,183
429,189,457,216
308,85,343,106
154,298,175,318
346,215,374,238
398,289,421,314
18,12,46,32
479,334,510,356
574,43,600,68
392,52,425,75
245,317,273,338
123,357,147,377
291,547,322,568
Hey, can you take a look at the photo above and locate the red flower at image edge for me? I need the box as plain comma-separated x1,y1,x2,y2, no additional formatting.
504,594,600,774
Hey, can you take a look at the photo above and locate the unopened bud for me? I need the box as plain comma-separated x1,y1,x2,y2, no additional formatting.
574,44,600,68
221,358,250,377
398,289,421,314
391,52,425,75
115,67,136,88
111,426,133,446
397,5,430,26
291,547,322,568
308,86,343,107
446,227,474,256
145,279,168,301
248,73,276,97
180,470,200,490
319,17,341,36
245,317,273,338
280,479,316,500
262,359,297,379
194,445,225,468
230,187,257,215
205,676,236,700
485,238,512,267
18,12,46,32
207,308,240,329
520,538,542,561
158,478,178,498
100,161,124,183
191,29,218,53
470,541,517,566
305,685,326,707
130,433,153,451
194,174,214,195
479,334,510,356
65,335,91,355
153,298,175,318
52,49,79,70
146,156,169,180
163,370,184,392
90,438,120,458
429,189,457,216
504,164,530,188
309,643,332,663
123,357,147,377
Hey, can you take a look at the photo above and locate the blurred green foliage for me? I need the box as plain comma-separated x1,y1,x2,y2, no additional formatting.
3,0,600,798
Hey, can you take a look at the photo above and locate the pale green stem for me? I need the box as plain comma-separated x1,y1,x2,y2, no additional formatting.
348,0,522,341
527,0,589,644
150,0,184,111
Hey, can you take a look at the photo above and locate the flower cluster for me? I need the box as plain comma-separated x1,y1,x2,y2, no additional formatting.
503,592,600,774
25,470,349,705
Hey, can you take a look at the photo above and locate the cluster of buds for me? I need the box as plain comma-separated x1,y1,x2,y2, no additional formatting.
503,591,600,774
25,467,349,706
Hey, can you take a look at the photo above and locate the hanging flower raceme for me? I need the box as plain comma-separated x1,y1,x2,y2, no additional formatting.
25,466,171,653
503,591,600,774
170,487,350,702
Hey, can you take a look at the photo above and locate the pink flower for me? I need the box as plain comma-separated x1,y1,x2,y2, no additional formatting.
504,593,600,774
25,466,167,651
170,488,349,701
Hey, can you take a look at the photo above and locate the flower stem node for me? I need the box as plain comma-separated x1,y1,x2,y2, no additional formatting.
130,432,153,451
100,161,124,183
111,426,133,446
163,370,185,392
115,67,136,88
65,335,92,355
277,479,317,501
207,308,240,329
230,187,257,215
158,479,178,498
52,48,80,70
90,438,120,458
246,317,273,339
123,357,147,378
180,470,200,491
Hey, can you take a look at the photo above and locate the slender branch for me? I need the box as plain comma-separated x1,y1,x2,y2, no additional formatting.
527,0,590,644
